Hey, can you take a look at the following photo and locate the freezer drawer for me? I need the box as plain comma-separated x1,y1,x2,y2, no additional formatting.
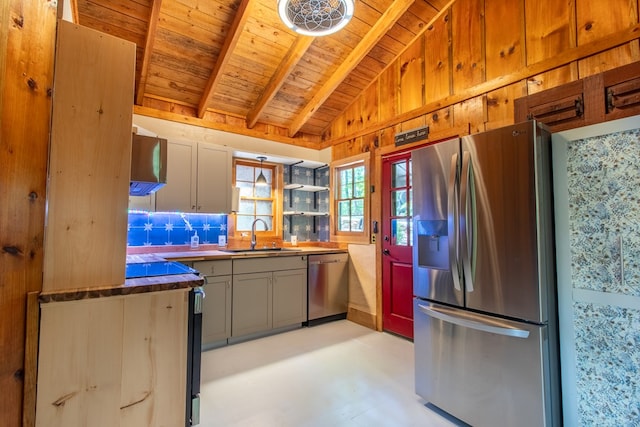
414,300,558,427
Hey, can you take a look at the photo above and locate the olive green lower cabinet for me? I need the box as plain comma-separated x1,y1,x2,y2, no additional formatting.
230,256,308,342
194,260,233,349
35,289,189,427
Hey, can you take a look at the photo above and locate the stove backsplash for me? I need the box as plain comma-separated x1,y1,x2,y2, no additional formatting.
127,211,227,247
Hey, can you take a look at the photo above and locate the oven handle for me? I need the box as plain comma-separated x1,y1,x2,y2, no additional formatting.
417,303,530,339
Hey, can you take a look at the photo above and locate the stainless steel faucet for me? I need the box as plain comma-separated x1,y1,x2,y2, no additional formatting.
250,218,268,250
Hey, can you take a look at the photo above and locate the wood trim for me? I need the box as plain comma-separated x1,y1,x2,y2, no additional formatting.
246,36,314,129
135,0,163,106
22,292,40,427
197,0,253,118
347,306,377,330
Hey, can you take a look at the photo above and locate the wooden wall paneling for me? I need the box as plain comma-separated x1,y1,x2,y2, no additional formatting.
486,81,528,129
451,0,486,93
331,136,365,160
377,65,399,122
328,109,347,140
425,106,454,133
576,0,640,77
360,82,379,129
377,126,397,149
453,95,485,134
344,99,363,136
0,0,56,425
424,10,452,102
400,115,426,131
524,0,578,94
120,290,188,426
399,37,425,113
484,0,525,80
36,299,125,427
43,22,135,292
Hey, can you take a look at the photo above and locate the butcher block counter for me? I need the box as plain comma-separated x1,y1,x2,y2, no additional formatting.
38,253,204,303
152,246,348,262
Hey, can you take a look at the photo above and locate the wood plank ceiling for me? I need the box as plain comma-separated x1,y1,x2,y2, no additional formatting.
72,0,451,146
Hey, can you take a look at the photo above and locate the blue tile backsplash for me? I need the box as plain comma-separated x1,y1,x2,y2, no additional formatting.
127,211,227,247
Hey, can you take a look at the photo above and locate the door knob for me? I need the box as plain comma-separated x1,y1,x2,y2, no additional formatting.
382,249,390,256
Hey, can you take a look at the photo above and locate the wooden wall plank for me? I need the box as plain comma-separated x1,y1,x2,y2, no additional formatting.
485,0,525,80
486,81,528,129
0,0,56,425
399,37,425,113
525,0,578,94
576,0,640,76
377,65,399,123
424,11,451,102
451,0,485,93
453,95,485,134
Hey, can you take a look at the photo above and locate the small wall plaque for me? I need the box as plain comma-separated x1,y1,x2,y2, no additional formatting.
395,126,429,146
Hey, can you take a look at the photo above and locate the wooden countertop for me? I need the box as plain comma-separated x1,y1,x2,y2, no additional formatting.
157,247,348,262
39,274,204,303
39,247,346,303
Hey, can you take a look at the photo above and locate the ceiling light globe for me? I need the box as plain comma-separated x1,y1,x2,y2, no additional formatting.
278,0,355,37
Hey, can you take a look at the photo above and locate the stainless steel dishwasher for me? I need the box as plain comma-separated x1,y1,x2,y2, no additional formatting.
307,253,349,326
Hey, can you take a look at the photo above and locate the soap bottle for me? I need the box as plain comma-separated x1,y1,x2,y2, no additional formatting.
190,231,199,249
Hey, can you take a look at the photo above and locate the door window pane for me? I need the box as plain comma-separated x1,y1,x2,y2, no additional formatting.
392,218,411,246
392,190,408,216
392,162,407,188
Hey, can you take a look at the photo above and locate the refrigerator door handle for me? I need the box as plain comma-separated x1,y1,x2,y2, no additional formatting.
459,151,474,293
417,303,530,339
448,153,461,291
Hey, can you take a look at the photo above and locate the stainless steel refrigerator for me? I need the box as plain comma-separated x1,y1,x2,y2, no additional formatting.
412,121,561,427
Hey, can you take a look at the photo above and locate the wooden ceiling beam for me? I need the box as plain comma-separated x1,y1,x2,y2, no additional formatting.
245,36,315,129
286,0,416,137
197,0,252,119
135,0,163,106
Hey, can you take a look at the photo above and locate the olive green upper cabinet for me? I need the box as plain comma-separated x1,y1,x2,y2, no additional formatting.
155,141,232,213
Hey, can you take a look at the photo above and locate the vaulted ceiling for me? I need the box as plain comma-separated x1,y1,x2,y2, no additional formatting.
72,0,452,146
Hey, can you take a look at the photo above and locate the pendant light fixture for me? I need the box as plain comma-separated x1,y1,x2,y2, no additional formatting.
256,156,268,186
278,0,355,37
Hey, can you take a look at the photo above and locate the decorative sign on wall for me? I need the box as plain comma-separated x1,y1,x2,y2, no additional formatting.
394,126,429,146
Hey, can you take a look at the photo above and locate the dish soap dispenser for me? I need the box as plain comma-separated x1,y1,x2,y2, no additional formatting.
190,231,199,250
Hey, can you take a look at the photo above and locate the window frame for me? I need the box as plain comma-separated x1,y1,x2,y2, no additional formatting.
229,158,281,242
330,152,370,244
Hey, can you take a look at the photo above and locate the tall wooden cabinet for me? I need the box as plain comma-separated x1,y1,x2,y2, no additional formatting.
43,21,135,293
155,140,233,213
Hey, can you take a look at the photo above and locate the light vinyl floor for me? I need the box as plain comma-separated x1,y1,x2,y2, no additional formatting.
199,320,459,427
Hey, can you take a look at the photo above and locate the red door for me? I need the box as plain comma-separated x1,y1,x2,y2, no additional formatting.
381,152,413,339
